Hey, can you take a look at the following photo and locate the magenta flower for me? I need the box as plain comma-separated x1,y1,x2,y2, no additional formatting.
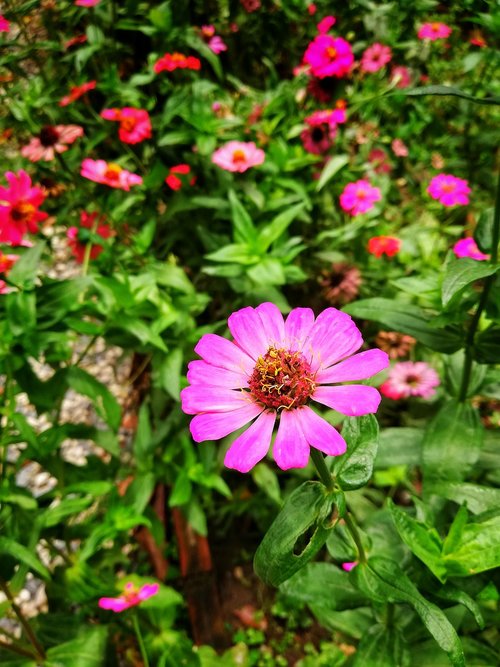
342,561,358,572
200,26,227,54
181,303,389,472
21,125,83,162
339,180,382,216
418,22,452,41
100,107,152,145
0,15,10,32
75,0,101,6
360,43,392,73
80,159,143,191
453,238,489,261
303,35,354,79
0,170,48,245
211,141,265,173
317,16,336,34
427,174,470,207
99,582,159,613
380,361,439,400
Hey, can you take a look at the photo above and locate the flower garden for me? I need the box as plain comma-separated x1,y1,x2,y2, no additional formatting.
0,1,499,665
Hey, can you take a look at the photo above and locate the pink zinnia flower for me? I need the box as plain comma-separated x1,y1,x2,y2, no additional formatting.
99,582,159,613
154,52,201,74
80,159,143,191
317,16,336,34
0,15,10,32
390,66,411,89
165,164,196,191
453,237,489,261
0,170,48,245
340,180,381,216
301,110,339,155
368,236,401,258
75,0,101,6
21,125,83,162
380,361,440,400
391,138,408,157
100,108,152,145
303,35,354,79
360,43,392,73
342,561,358,572
427,174,470,207
59,81,96,107
67,211,113,263
418,22,452,41
200,26,227,55
212,141,265,173
181,303,389,472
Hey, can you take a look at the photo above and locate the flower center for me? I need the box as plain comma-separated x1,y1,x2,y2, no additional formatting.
249,347,315,410
311,126,326,142
356,188,367,200
121,116,137,132
440,183,455,193
431,22,441,31
405,373,420,387
105,163,123,181
39,125,60,147
11,201,36,223
326,46,337,59
336,99,346,109
122,583,140,604
232,149,247,164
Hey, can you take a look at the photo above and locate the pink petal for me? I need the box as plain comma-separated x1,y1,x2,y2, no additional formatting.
306,309,363,371
228,307,270,360
295,406,346,456
195,333,254,375
138,583,159,601
312,385,382,416
180,386,252,415
284,307,315,351
273,410,310,470
316,349,389,384
189,403,264,442
98,596,130,612
224,410,276,472
187,360,249,389
256,302,285,348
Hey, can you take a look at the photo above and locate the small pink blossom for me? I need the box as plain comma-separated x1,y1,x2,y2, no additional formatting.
181,303,389,473
368,148,392,174
303,35,354,79
99,582,159,613
390,66,411,89
453,238,489,261
0,170,48,245
100,107,152,144
391,138,408,157
367,236,401,258
427,174,470,207
0,15,10,32
380,362,440,400
301,110,339,155
21,125,83,162
317,16,336,34
342,562,358,572
340,180,381,216
360,43,392,73
200,26,227,54
211,141,265,173
80,159,143,191
307,3,317,15
418,22,452,41
67,211,113,263
75,0,101,6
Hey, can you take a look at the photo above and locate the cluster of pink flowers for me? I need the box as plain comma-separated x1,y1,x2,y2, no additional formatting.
100,107,152,144
340,180,382,216
200,25,227,55
380,361,440,400
453,237,489,261
165,164,196,191
303,35,354,78
59,81,96,107
154,52,201,74
367,236,401,258
418,22,452,41
211,141,265,173
21,125,83,162
427,174,470,207
67,211,113,263
181,303,388,472
99,582,159,613
0,170,48,245
81,159,143,191
360,43,392,73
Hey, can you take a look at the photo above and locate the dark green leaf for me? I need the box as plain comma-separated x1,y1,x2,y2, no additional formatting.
434,584,484,629
442,256,497,306
333,415,379,490
474,325,500,363
228,190,256,244
353,625,410,667
0,537,49,579
8,243,45,285
256,203,306,252
399,85,499,105
444,514,500,577
427,481,500,514
66,367,121,431
45,626,108,667
133,403,154,468
474,208,494,253
315,155,349,192
375,428,422,468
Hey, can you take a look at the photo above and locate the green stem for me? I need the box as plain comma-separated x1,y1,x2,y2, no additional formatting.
0,579,46,661
458,170,500,402
132,612,149,667
310,449,334,491
344,512,367,565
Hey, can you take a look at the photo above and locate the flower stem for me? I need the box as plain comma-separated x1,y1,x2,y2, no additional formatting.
310,448,334,491
458,170,500,402
0,579,46,661
132,612,149,667
344,512,367,564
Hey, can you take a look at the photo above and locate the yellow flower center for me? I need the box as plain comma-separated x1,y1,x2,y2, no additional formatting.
232,149,246,163
104,163,123,181
11,201,36,223
326,46,337,58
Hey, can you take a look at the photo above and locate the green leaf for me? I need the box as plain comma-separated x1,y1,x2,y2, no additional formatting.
169,470,192,507
353,625,410,667
0,537,49,579
252,463,282,505
66,367,121,431
353,558,465,667
474,208,494,252
387,500,446,582
427,481,500,514
422,401,483,485
133,403,154,468
375,428,422,468
332,415,379,490
247,258,285,285
441,255,497,306
154,348,183,401
399,85,499,106
205,243,257,264
228,190,256,244
256,203,306,252
45,626,108,667
343,299,462,353
444,514,500,577
315,155,349,192
8,243,45,285
474,325,500,364
40,497,94,528
434,584,484,629
254,481,335,586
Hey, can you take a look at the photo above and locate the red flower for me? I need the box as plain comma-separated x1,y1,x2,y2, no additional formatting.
367,236,401,258
165,164,196,191
67,211,113,263
59,81,97,107
154,53,201,74
100,108,152,144
0,170,48,245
